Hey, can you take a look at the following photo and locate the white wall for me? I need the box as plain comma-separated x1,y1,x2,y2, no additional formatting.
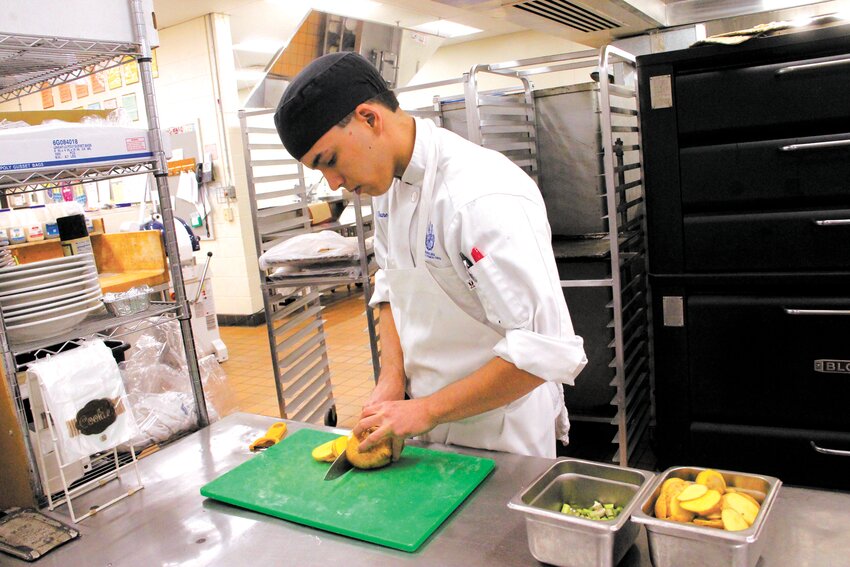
398,30,596,109
156,14,263,317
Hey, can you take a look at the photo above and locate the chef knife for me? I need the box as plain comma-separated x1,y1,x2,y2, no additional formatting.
324,448,354,480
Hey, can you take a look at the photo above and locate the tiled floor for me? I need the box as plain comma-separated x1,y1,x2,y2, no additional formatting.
219,290,375,430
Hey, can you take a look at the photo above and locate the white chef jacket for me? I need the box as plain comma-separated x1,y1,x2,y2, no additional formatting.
369,117,587,444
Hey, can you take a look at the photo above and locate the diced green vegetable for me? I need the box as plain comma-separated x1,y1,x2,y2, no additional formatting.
560,500,623,520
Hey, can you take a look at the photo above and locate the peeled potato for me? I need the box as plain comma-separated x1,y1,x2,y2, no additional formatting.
680,489,722,515
311,439,337,462
723,492,760,525
693,517,724,529
333,435,348,457
668,483,696,523
677,483,708,502
721,508,750,531
695,469,727,494
653,469,764,533
346,427,393,470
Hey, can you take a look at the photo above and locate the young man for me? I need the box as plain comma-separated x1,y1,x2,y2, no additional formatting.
274,52,586,458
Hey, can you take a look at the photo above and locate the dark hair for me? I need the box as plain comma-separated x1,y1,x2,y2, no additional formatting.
336,90,400,127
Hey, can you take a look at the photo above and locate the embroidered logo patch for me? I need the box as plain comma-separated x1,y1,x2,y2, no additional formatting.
425,222,442,261
377,211,388,218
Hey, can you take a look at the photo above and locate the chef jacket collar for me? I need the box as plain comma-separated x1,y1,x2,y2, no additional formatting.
400,117,429,188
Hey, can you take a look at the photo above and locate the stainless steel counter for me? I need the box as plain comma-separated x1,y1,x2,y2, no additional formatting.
9,413,849,567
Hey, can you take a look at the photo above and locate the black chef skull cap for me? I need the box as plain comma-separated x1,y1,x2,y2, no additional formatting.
274,52,389,160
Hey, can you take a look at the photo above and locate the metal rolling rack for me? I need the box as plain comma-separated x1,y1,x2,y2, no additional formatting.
595,45,650,466
0,0,208,507
398,48,650,466
239,108,379,426
464,62,540,183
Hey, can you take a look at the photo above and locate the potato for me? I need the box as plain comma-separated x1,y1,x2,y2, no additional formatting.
693,517,724,529
333,435,348,457
311,439,337,462
654,478,686,519
346,427,393,470
652,469,765,533
676,483,708,502
695,469,727,494
736,491,762,507
721,508,750,531
680,489,722,515
722,492,760,525
668,483,696,523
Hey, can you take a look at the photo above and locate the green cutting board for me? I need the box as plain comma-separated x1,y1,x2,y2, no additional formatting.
200,428,495,552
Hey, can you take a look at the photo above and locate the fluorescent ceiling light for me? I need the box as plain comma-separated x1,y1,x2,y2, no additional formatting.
233,38,285,54
411,19,481,38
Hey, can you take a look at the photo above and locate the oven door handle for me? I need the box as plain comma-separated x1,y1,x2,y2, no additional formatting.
776,57,850,76
783,308,850,316
811,441,850,457
779,138,850,152
812,219,850,226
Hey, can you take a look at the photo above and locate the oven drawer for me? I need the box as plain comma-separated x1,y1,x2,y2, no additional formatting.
680,133,850,212
676,53,850,138
690,422,850,490
686,294,850,430
683,208,850,272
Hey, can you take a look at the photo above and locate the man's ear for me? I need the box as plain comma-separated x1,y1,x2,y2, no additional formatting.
355,103,380,131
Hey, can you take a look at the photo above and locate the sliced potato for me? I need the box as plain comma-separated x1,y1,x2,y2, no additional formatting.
332,435,348,457
721,508,750,531
695,469,727,494
654,491,669,520
680,489,722,515
668,483,696,523
723,492,760,525
311,439,337,462
736,491,762,507
694,517,724,529
677,483,708,502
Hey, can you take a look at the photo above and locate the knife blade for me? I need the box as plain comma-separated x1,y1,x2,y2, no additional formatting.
324,448,354,481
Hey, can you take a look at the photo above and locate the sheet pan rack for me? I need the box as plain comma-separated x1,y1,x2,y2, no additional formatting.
240,107,380,427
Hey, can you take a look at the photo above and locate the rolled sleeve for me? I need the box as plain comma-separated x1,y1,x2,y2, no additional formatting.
369,268,390,307
493,330,587,385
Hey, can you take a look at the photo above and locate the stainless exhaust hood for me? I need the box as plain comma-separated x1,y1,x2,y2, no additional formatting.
427,0,835,46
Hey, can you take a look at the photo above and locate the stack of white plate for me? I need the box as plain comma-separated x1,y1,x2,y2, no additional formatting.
0,254,105,344
0,233,13,267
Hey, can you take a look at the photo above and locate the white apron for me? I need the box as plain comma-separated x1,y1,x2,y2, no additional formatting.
383,131,563,458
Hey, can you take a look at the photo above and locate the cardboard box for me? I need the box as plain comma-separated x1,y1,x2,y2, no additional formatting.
0,123,154,173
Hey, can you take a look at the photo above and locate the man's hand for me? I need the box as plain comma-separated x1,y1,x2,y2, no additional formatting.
352,398,436,461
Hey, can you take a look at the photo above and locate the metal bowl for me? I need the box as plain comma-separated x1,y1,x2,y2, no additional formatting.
630,466,782,567
508,458,655,567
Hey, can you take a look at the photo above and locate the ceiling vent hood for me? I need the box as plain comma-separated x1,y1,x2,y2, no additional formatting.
427,0,834,47
429,0,663,46
511,0,622,33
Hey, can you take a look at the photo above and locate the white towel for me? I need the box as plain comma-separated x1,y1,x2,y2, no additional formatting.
176,170,199,204
28,340,139,461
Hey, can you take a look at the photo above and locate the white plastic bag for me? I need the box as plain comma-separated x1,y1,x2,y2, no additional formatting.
28,340,139,461
119,321,238,449
258,230,360,269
